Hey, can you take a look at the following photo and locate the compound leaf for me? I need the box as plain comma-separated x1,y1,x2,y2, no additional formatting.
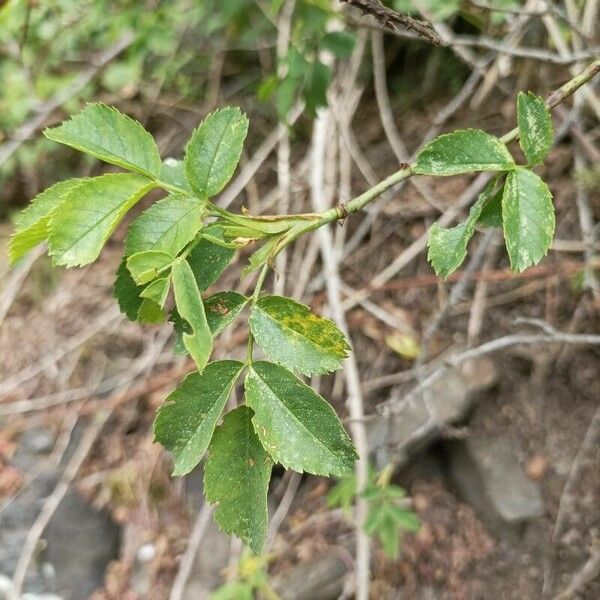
249,295,350,375
204,406,273,554
154,360,244,476
48,173,155,267
125,194,205,256
502,167,555,272
245,361,357,476
9,179,85,264
172,259,213,373
184,107,249,197
44,103,161,178
517,92,553,166
414,129,515,176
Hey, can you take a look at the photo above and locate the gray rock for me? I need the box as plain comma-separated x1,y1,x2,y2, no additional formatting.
271,551,348,600
448,435,544,532
42,490,120,599
1,429,119,600
368,356,498,468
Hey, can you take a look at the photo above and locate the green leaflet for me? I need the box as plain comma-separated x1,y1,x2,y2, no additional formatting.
113,258,144,321
140,276,170,307
204,406,273,555
205,292,249,336
159,158,191,192
48,173,155,267
125,194,205,256
364,501,420,560
187,234,235,292
249,295,350,375
137,298,166,323
218,211,318,236
171,292,247,355
9,179,84,264
172,259,213,373
241,235,283,277
414,129,515,176
44,103,161,178
126,250,175,285
184,107,249,198
427,183,493,278
154,360,244,476
502,167,555,272
517,92,554,166
477,180,504,228
245,361,357,476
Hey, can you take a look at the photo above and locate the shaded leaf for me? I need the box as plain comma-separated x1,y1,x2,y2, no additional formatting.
154,361,244,476
113,258,144,321
140,276,170,307
502,167,555,271
427,188,489,278
205,292,248,336
44,103,161,178
137,298,165,323
414,130,515,176
48,173,155,267
171,292,247,356
187,234,235,292
125,194,204,256
204,406,273,554
9,179,84,264
184,107,249,197
517,92,553,166
477,182,504,228
249,295,350,375
126,250,175,285
172,259,213,373
245,361,357,476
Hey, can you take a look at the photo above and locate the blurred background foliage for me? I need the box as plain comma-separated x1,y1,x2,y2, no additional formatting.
0,0,538,219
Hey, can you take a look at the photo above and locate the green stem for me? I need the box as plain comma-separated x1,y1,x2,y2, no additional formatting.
155,58,600,256
246,262,270,365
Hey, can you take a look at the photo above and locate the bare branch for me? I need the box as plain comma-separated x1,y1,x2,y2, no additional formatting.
340,0,444,46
